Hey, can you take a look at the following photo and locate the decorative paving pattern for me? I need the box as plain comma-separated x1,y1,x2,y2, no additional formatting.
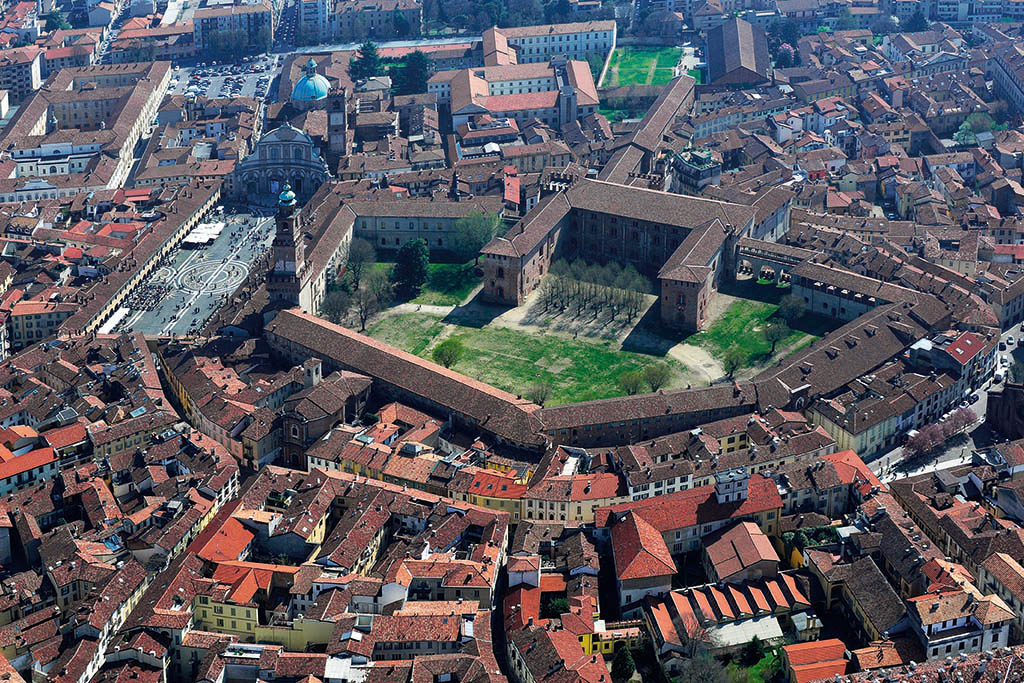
175,260,249,295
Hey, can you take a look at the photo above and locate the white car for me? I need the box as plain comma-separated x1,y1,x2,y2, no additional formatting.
1002,355,1011,367
1010,335,1017,346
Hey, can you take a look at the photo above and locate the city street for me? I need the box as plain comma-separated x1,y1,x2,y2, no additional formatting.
118,209,275,337
868,324,1018,483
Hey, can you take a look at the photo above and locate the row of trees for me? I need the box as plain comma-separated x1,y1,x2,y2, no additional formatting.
421,0,612,34
204,27,272,61
537,260,653,322
904,407,976,458
319,237,433,330
348,42,434,95
617,364,673,395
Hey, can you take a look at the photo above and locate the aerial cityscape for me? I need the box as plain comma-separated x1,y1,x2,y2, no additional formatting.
0,0,1023,681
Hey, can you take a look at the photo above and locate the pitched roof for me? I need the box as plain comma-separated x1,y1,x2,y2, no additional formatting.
610,511,676,581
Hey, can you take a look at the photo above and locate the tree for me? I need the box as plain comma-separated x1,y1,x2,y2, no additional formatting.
618,370,644,395
526,381,553,406
541,595,570,619
723,347,744,378
432,338,465,368
742,635,765,666
393,8,412,38
948,407,977,433
391,238,430,297
44,10,71,31
611,647,636,683
643,364,673,391
764,321,790,353
673,653,729,683
453,211,502,265
354,270,392,331
393,51,432,95
836,8,858,30
779,295,806,324
346,238,376,291
954,121,976,146
320,289,351,324
775,43,796,68
871,15,898,34
906,422,944,457
349,42,383,81
1012,361,1024,383
905,10,929,31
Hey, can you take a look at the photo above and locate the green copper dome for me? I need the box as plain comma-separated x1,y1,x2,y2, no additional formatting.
291,57,330,102
279,183,296,206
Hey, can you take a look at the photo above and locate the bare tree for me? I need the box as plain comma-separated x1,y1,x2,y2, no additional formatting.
526,381,553,406
320,290,351,324
346,238,376,291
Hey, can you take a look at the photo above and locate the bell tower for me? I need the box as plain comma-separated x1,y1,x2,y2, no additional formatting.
267,183,305,304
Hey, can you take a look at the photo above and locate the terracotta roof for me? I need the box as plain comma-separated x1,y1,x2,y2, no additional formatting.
611,510,676,581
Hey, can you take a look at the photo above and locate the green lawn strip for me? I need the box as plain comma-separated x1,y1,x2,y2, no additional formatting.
366,313,687,405
687,299,810,367
651,68,676,85
687,68,703,84
727,652,779,683
366,313,445,356
655,48,682,69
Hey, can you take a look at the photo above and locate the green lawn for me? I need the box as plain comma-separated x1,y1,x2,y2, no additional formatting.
687,68,703,84
373,261,481,306
366,313,688,405
687,299,822,369
603,47,682,86
727,651,779,683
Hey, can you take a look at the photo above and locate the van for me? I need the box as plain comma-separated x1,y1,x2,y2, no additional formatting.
995,369,1006,383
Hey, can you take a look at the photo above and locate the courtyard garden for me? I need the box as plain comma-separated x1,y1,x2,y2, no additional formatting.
601,47,682,87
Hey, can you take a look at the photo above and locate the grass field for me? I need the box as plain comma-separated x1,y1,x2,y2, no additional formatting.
727,651,779,683
366,313,688,405
687,298,829,369
603,47,682,87
373,261,481,306
687,68,703,84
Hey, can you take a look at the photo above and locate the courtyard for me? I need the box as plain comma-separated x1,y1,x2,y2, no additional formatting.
601,47,682,87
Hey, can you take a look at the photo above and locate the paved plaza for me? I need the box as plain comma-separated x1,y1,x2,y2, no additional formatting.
118,209,275,337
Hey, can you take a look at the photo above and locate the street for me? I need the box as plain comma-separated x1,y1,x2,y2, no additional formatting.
868,324,1017,483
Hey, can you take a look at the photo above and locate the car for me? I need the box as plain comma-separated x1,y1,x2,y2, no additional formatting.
1002,355,1011,367
959,400,970,409
969,393,979,403
1010,335,1017,346
1001,341,1007,350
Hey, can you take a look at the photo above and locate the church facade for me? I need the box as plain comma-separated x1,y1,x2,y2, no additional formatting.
226,123,333,204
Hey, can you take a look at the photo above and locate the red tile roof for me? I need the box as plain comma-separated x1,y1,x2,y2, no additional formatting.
595,474,783,532
610,511,676,581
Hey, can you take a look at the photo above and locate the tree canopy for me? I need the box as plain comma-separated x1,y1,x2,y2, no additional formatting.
431,338,465,368
391,239,430,297
392,51,432,95
453,211,502,265
349,42,383,81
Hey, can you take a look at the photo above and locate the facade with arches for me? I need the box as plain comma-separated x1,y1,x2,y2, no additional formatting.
227,123,332,205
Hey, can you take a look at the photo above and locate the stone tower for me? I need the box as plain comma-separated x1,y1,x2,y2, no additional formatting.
267,183,306,305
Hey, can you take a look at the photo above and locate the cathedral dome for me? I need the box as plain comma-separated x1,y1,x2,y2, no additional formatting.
291,57,330,102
